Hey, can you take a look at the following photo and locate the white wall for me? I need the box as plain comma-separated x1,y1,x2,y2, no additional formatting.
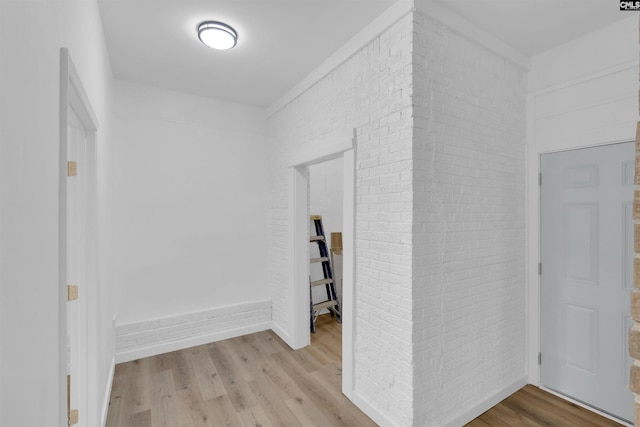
412,11,527,426
111,81,270,324
527,15,639,384
0,1,114,426
309,157,344,245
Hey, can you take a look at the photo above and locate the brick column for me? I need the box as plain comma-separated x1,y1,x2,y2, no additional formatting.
632,19,640,426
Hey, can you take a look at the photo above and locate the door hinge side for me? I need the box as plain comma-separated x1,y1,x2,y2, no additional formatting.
538,263,542,276
67,285,78,301
538,352,542,365
538,173,542,186
68,409,78,426
67,161,77,177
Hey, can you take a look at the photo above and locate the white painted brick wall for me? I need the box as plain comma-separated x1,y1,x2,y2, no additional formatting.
268,10,526,426
268,13,415,426
412,12,527,426
115,300,271,361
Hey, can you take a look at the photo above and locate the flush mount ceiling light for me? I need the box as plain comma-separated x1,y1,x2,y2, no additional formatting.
197,21,237,50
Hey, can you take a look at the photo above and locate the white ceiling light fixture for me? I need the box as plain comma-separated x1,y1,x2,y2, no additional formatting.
197,21,238,50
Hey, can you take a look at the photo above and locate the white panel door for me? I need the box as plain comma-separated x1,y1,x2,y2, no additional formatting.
541,142,634,423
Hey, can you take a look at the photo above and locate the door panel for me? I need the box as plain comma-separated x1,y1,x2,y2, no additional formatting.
541,142,634,423
563,203,598,284
564,303,598,375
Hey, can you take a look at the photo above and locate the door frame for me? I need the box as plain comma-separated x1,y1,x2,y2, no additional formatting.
59,48,98,426
529,139,634,426
283,128,356,395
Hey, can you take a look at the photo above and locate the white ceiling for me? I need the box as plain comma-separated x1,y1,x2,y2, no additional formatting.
98,0,631,108
433,0,628,58
98,0,398,107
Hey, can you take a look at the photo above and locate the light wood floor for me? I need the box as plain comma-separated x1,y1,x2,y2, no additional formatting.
465,385,624,427
106,315,625,427
106,314,375,427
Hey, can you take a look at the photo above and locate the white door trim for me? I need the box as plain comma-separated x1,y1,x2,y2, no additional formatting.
528,138,634,387
284,128,356,396
525,61,637,386
59,48,98,427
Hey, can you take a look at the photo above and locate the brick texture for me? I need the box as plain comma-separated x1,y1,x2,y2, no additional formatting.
630,324,640,359
633,290,640,323
632,364,640,395
267,13,415,425
411,12,527,426
115,300,271,356
268,10,526,426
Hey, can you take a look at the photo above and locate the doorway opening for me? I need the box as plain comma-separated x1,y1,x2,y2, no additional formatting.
309,157,344,336
288,137,355,396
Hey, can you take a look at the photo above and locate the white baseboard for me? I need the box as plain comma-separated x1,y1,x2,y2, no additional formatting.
442,376,528,427
101,356,115,427
270,321,292,349
345,388,397,427
115,322,271,363
115,300,272,363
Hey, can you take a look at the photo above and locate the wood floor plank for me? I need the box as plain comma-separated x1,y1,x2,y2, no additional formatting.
207,343,259,412
257,356,307,400
171,349,196,391
188,346,226,401
311,361,342,390
148,369,191,427
464,385,624,427
149,352,174,374
283,345,327,373
218,335,266,382
465,418,492,427
503,388,594,427
236,332,277,360
310,315,342,360
129,409,152,427
104,383,125,427
236,405,275,427
151,399,191,427
107,361,137,422
262,329,292,354
247,377,301,426
517,386,622,426
177,387,215,427
477,401,534,427
150,369,175,406
110,361,130,399
203,395,241,427
302,342,335,366
272,350,376,427
285,394,335,426
124,358,152,415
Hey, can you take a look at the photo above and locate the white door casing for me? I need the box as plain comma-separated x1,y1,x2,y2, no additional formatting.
540,142,634,423
59,48,99,427
284,128,356,398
